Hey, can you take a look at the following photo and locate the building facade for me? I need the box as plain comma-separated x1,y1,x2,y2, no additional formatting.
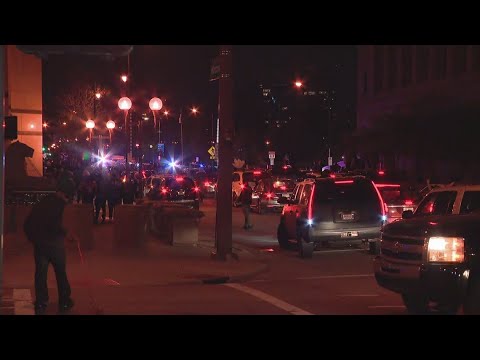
353,45,480,182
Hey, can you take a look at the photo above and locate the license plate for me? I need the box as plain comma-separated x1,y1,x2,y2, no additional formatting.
342,214,354,220
341,231,358,238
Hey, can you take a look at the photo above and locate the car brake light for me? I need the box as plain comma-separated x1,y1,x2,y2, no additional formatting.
194,187,200,192
378,170,385,175
384,203,388,214
372,181,386,216
175,177,184,182
204,181,210,186
280,186,287,191
253,171,262,175
161,188,168,194
240,184,245,189
404,200,413,205
330,174,336,178
335,180,353,184
283,165,288,170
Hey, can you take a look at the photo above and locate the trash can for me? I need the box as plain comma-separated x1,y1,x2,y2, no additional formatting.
113,204,149,249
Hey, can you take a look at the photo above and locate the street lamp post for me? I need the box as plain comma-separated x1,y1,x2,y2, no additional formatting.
149,97,163,164
118,97,132,168
179,107,198,165
106,120,115,144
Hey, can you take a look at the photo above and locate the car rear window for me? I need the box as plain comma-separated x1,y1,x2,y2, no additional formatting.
460,191,480,214
314,179,380,206
164,177,195,190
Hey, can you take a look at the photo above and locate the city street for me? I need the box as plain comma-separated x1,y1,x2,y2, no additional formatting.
63,199,407,315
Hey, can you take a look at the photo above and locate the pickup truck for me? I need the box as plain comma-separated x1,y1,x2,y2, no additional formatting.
373,184,480,314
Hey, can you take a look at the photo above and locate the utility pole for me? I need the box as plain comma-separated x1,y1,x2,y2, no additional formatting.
213,45,234,260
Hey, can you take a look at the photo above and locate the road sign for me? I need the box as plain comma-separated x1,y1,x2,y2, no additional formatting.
268,151,275,159
270,158,274,166
210,155,215,160
208,146,216,157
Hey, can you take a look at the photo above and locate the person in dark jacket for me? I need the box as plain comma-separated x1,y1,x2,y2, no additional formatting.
23,190,74,315
238,184,253,230
106,175,123,220
122,175,136,205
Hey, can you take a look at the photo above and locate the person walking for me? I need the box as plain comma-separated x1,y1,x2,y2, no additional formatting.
238,184,253,230
122,175,136,205
106,175,123,221
23,189,75,315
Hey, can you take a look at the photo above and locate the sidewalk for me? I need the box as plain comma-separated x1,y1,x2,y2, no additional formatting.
1,222,270,315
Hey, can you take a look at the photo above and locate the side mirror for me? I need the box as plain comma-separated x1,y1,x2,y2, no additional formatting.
402,210,414,219
277,197,290,204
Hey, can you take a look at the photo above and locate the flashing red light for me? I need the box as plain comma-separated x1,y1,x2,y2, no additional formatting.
404,200,413,205
175,177,184,182
335,180,354,184
280,186,287,191
204,181,210,186
308,184,315,220
253,171,262,175
266,193,273,199
161,188,168,194
330,174,336,178
194,187,200,192
428,203,434,213
283,165,288,170
240,184,245,189
375,183,401,188
378,170,385,175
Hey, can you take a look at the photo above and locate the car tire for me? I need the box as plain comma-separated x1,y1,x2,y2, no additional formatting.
277,223,290,250
464,276,480,315
298,237,314,259
401,293,429,314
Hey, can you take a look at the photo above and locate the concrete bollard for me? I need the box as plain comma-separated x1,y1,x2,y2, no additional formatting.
63,204,94,251
113,204,149,249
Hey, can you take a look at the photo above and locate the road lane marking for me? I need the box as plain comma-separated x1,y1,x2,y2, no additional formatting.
13,289,34,315
368,305,405,309
225,283,313,315
297,274,374,280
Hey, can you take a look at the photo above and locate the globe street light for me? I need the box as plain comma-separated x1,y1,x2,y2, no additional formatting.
149,98,163,154
294,81,303,88
118,97,132,167
121,75,128,83
106,120,115,144
95,92,101,99
86,119,95,142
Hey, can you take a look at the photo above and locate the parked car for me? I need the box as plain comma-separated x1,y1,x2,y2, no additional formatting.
143,175,164,197
277,176,385,258
376,183,418,224
374,184,480,314
194,171,217,199
251,177,296,214
232,169,268,206
146,175,200,210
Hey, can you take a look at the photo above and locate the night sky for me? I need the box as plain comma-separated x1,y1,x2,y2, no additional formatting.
42,45,355,163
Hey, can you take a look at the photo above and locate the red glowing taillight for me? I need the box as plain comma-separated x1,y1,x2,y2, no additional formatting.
283,166,288,170
194,187,200,192
240,184,245,189
384,203,389,214
280,186,287,191
266,193,273,199
378,170,385,176
175,177,184,182
404,200,413,205
161,188,168,194
204,181,210,186
335,180,353,184
330,174,336,178
253,171,262,175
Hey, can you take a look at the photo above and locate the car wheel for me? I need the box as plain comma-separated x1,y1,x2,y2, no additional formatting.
277,223,290,249
464,276,480,315
401,293,429,314
298,236,314,259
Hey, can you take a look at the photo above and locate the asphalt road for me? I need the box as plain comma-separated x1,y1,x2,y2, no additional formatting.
74,199,409,315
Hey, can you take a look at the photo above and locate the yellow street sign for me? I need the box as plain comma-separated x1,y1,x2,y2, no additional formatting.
208,146,215,157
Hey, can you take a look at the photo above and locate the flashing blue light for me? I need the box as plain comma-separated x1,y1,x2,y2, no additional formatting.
381,215,387,221
307,219,313,226
199,164,204,168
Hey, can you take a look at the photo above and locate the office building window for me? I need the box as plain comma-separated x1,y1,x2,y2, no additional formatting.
452,45,467,75
401,46,412,87
433,46,447,80
472,45,480,71
416,45,429,83
374,46,384,93
387,46,398,89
